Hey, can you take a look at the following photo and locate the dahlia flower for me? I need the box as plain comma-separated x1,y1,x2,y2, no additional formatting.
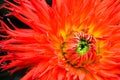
0,0,120,80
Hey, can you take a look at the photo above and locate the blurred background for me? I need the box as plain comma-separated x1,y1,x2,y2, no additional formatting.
0,0,52,80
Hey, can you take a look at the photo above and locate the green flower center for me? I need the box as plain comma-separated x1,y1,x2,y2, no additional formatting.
76,39,89,56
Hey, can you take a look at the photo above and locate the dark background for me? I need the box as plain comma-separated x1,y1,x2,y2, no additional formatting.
0,0,52,80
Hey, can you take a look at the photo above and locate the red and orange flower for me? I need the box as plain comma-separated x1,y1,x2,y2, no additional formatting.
0,0,120,80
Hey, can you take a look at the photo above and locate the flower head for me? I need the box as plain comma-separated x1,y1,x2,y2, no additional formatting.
0,0,120,80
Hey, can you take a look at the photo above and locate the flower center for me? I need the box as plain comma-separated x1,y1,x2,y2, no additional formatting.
76,39,89,56
61,32,96,68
